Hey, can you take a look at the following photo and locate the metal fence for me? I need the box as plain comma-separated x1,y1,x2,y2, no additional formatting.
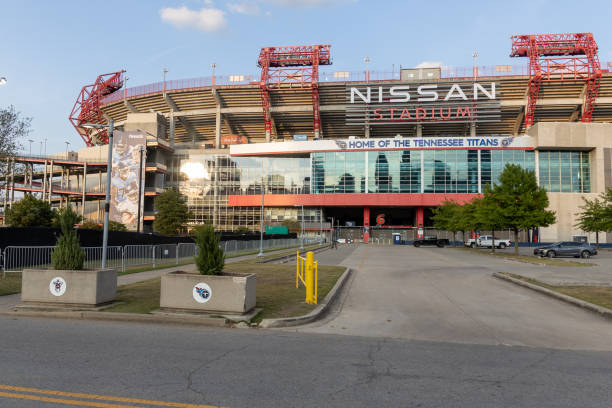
1,238,319,277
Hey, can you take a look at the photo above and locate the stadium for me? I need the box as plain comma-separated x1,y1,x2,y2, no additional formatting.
2,32,612,243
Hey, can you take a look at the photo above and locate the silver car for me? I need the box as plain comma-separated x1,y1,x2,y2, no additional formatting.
533,242,598,258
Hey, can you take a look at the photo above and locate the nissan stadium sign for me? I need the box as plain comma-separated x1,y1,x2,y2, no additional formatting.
345,81,501,125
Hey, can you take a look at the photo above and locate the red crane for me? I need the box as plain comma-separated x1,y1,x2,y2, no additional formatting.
69,71,125,146
258,45,332,140
510,33,602,128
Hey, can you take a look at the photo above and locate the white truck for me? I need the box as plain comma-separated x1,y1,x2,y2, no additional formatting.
465,235,511,249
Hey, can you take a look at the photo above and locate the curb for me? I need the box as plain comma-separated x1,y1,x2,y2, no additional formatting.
258,244,331,264
0,309,229,327
492,272,612,320
259,267,352,328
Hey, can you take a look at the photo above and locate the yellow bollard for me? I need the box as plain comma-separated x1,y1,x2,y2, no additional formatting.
296,250,300,288
305,251,314,304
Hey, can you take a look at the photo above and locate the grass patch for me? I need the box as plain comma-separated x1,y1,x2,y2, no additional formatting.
502,272,612,310
101,261,345,319
455,247,592,267
105,278,161,314
0,274,22,296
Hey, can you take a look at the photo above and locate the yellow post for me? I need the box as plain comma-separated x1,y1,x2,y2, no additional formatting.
314,260,318,304
305,251,314,304
296,250,300,288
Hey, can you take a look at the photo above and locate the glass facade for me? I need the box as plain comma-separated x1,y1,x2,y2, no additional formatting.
480,150,536,188
169,146,588,230
539,151,591,193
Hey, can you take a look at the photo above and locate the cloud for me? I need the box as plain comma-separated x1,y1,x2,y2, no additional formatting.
262,0,354,6
415,61,443,69
160,6,227,32
227,1,261,14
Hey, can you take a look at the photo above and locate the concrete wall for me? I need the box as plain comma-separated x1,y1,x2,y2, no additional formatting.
124,112,167,139
527,122,612,243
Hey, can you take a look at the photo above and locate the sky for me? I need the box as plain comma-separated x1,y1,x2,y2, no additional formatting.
1,0,611,155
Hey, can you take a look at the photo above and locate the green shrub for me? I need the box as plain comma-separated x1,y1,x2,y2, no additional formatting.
51,206,85,270
194,224,225,275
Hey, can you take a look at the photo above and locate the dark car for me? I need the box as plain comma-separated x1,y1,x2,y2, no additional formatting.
533,241,597,259
413,235,450,248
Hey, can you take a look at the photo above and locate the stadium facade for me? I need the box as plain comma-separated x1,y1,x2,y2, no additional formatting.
2,34,612,243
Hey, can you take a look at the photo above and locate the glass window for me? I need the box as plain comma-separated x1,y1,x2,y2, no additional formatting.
538,150,590,193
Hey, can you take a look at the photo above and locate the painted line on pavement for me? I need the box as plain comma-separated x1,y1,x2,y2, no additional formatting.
0,384,225,408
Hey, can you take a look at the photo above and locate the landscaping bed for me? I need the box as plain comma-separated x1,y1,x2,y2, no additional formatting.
0,274,21,296
454,247,593,267
502,272,612,310
104,260,345,320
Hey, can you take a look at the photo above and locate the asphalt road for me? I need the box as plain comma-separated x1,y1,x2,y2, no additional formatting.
2,244,612,407
296,245,612,350
1,316,612,408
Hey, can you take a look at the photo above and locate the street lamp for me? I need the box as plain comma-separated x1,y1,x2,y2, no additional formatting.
65,141,70,157
364,57,370,82
28,139,34,156
0,77,6,86
472,52,479,78
211,63,217,87
82,120,114,269
136,145,145,234
43,138,47,156
257,177,265,257
162,68,168,92
294,204,304,249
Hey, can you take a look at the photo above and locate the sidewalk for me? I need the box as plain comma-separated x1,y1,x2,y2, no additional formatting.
0,244,324,312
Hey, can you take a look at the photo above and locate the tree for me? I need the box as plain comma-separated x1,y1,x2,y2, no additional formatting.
51,206,85,270
194,224,225,275
575,189,612,249
475,190,507,253
153,189,190,236
5,195,55,227
1,105,29,173
487,164,556,255
281,218,301,234
432,201,462,246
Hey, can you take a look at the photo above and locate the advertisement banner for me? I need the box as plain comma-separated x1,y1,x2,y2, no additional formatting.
110,130,146,231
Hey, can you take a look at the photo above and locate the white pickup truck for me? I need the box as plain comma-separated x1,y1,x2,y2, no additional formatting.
465,235,512,249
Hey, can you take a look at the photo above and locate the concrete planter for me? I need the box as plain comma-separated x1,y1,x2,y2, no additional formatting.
161,272,256,314
21,269,117,307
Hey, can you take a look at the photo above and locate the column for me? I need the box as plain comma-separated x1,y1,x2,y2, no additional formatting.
416,124,422,137
82,162,87,218
215,107,221,149
416,206,424,239
169,115,175,148
42,160,47,200
3,158,8,220
363,206,370,243
48,160,53,203
9,159,15,206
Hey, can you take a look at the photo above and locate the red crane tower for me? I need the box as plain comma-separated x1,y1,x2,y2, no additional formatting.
510,33,602,129
258,45,332,140
69,71,125,146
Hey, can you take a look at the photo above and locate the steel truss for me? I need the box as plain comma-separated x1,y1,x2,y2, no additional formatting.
510,33,602,128
69,71,125,146
258,45,331,140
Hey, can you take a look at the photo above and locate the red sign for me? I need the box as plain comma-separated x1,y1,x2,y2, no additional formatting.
376,214,385,225
221,135,248,145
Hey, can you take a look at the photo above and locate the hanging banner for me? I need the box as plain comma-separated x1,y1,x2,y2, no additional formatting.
110,130,146,231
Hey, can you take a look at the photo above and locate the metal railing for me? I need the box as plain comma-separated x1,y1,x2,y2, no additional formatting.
1,238,316,277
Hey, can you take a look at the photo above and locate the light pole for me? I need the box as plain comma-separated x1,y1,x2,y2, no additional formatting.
43,139,47,156
65,141,70,157
472,52,479,78
364,57,370,83
211,63,217,87
124,76,129,99
28,139,34,156
162,68,168,92
82,120,114,269
136,145,144,234
257,177,265,257
294,204,304,249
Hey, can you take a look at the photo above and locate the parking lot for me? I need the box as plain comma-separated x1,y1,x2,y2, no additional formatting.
294,244,612,351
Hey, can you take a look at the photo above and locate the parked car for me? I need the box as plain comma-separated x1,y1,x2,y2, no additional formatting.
465,235,512,249
413,235,450,248
533,241,597,258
